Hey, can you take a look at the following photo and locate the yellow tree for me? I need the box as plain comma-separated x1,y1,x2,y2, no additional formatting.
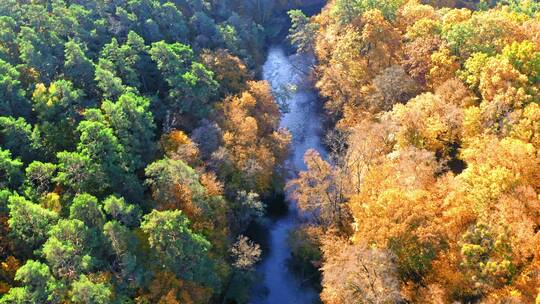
200,49,251,97
390,92,463,158
288,150,350,230
510,102,540,149
320,236,401,304
349,147,447,284
436,136,540,301
217,81,290,193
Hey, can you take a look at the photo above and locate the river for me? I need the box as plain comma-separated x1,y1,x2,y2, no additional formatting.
250,46,327,303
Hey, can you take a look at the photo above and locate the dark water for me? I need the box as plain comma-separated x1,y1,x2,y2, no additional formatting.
250,46,327,304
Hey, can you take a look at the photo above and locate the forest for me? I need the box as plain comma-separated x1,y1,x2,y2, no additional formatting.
0,0,539,303
287,0,540,303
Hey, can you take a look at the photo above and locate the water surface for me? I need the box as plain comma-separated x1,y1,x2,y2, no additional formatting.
250,46,326,304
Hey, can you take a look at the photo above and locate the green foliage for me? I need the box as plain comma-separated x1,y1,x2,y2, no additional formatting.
55,151,108,196
0,260,62,304
0,188,11,214
443,22,477,56
459,52,491,90
502,0,540,17
0,116,39,163
7,195,59,255
24,161,57,200
501,40,540,84
0,16,18,62
102,220,142,284
42,219,98,280
388,235,437,283
288,10,320,54
76,120,123,167
101,92,156,170
0,59,30,118
64,40,95,92
190,11,221,47
70,194,106,228
32,80,89,156
442,10,520,58
16,26,63,83
103,196,142,228
145,158,205,207
332,0,404,23
71,275,111,304
141,209,220,288
0,149,23,190
460,223,516,292
95,58,126,100
0,0,293,301
155,3,189,42
75,119,143,201
149,41,218,117
99,32,152,90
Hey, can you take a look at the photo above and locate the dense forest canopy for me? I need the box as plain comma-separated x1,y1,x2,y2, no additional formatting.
287,0,540,303
1,0,540,303
0,0,312,303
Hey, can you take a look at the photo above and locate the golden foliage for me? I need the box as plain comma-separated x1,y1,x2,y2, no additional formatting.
0,256,20,295
308,1,540,302
39,192,62,214
137,271,212,304
200,49,251,97
320,235,401,304
160,130,200,166
217,81,290,193
288,149,350,229
199,172,223,197
428,47,460,88
390,93,463,156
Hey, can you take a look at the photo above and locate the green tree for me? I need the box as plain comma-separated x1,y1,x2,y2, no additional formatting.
501,40,540,84
0,149,23,190
32,80,89,156
75,119,143,201
0,59,31,118
71,275,111,304
101,92,156,170
144,158,205,209
141,209,219,287
156,3,189,43
7,195,58,255
332,0,404,24
0,116,40,163
504,0,539,17
16,26,62,83
102,196,141,228
190,11,221,48
42,219,97,280
69,194,105,229
103,220,142,284
99,32,150,89
0,260,63,304
288,10,319,54
149,41,218,118
94,58,126,100
0,16,18,62
55,151,108,197
64,40,95,92
24,161,57,200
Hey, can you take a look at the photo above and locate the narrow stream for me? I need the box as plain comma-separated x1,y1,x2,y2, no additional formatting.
250,46,327,303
